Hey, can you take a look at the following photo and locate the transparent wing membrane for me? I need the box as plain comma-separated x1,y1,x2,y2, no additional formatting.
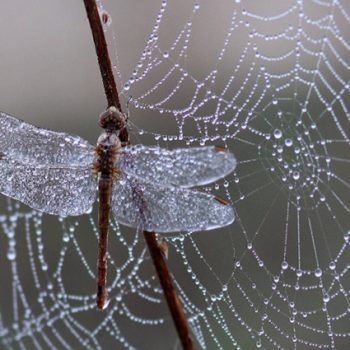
118,145,236,188
0,158,96,216
0,112,94,166
112,174,235,233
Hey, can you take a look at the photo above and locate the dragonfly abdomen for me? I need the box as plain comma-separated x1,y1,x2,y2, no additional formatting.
96,175,112,309
95,132,121,310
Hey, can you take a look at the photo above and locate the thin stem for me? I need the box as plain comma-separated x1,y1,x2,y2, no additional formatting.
83,0,120,109
144,232,195,350
83,1,195,349
83,0,128,143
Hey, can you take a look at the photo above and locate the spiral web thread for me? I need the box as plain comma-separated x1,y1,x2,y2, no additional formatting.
1,0,350,349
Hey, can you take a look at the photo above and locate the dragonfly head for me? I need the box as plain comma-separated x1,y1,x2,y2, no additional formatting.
99,106,126,133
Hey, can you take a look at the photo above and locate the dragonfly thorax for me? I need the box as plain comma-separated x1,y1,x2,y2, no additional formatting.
95,132,121,177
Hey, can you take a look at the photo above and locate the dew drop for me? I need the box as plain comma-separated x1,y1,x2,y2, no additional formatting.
285,138,293,147
273,129,282,139
7,248,16,261
314,268,322,277
124,83,130,91
293,171,300,180
323,293,330,303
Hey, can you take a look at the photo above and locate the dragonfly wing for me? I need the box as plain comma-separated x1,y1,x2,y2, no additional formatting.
0,158,96,216
0,111,94,166
118,145,236,188
111,174,234,233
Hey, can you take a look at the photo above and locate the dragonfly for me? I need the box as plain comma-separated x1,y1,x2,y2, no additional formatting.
0,107,236,309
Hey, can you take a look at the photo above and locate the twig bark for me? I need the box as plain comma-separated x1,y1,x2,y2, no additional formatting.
82,1,195,348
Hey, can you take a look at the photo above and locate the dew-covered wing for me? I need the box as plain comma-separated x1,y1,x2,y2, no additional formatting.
0,158,96,216
118,145,236,188
0,111,94,166
111,174,235,232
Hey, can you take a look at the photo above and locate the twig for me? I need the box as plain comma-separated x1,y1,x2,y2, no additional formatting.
82,1,195,348
83,0,128,143
144,232,195,350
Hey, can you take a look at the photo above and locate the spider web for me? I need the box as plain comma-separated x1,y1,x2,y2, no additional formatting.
1,0,350,349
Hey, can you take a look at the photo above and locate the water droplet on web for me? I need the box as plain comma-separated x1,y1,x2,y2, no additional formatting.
281,261,288,270
273,129,282,139
7,247,16,261
293,171,300,180
314,268,322,277
124,83,130,91
285,138,293,147
323,293,330,303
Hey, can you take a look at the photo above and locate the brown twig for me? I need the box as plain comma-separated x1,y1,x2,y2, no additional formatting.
83,0,128,143
82,1,195,348
144,232,195,350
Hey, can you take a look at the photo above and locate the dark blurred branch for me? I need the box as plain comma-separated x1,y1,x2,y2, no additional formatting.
83,1,194,348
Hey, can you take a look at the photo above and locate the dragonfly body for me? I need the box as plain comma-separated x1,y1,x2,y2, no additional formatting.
94,108,125,309
94,130,121,309
0,107,237,310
